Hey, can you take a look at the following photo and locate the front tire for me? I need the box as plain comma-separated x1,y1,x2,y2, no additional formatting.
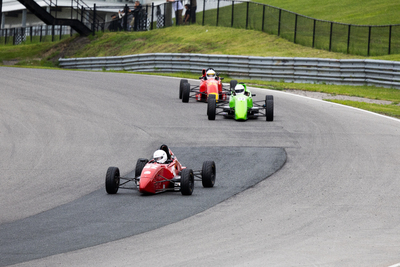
265,95,274,121
207,94,216,120
105,167,120,194
202,161,216,187
179,79,188,99
181,168,194,195
135,158,148,178
182,82,190,103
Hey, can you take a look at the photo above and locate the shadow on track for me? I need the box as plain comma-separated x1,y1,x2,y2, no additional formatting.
0,146,286,266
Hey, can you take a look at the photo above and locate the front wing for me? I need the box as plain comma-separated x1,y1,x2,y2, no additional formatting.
213,101,268,119
118,170,203,193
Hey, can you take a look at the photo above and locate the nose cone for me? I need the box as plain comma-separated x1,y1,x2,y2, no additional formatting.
139,176,156,194
234,96,248,120
207,82,219,94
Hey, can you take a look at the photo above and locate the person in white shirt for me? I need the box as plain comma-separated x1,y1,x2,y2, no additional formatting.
167,0,183,25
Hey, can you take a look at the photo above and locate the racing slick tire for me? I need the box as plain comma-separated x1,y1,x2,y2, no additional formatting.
181,168,194,195
230,80,238,91
179,79,188,99
265,95,274,121
135,158,149,178
105,167,120,194
201,161,216,188
182,82,190,103
207,94,216,120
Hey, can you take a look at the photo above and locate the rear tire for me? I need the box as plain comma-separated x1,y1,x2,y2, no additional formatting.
179,79,188,99
182,82,190,103
135,158,148,178
105,167,120,194
230,80,238,91
202,161,216,187
265,95,274,121
207,94,216,120
181,169,194,195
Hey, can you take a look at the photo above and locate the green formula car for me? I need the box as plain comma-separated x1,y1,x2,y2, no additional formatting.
207,81,274,121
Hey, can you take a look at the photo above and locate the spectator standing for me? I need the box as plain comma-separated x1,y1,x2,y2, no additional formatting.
126,9,134,30
118,9,124,19
167,0,183,25
132,0,143,31
183,4,190,24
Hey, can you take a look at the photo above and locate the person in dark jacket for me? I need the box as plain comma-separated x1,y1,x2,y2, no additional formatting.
132,1,143,31
183,4,190,24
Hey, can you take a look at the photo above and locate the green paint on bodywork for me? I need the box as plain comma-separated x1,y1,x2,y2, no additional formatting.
229,84,253,120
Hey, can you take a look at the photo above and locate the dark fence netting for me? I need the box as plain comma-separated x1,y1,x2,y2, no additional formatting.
262,5,280,36
0,25,73,45
391,26,400,55
247,2,263,31
295,15,314,48
370,26,390,56
331,23,349,54
216,3,231,28
196,0,400,56
313,20,331,51
348,25,369,55
2,0,400,56
231,2,246,29
279,10,296,43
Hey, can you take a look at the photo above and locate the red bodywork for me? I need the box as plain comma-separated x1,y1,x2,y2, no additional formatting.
196,69,227,102
139,152,183,194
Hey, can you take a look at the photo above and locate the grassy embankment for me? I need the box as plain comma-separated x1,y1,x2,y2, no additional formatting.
1,0,400,118
255,0,400,25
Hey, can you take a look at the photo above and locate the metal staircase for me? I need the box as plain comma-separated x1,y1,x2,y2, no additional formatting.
16,0,103,36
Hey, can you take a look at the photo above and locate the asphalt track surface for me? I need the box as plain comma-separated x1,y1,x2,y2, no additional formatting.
1,67,400,267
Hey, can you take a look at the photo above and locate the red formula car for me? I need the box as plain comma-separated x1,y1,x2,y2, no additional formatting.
179,68,229,103
105,145,216,195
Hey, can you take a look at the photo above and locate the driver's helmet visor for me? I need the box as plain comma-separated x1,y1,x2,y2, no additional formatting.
154,156,163,162
235,88,244,94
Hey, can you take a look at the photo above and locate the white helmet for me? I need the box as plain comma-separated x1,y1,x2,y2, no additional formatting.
153,150,167,163
206,69,216,79
235,84,245,94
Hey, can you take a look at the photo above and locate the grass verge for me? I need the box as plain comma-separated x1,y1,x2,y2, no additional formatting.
326,100,400,119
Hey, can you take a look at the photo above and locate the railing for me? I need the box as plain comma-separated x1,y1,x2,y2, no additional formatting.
0,0,105,43
58,53,400,89
0,24,73,45
42,0,105,32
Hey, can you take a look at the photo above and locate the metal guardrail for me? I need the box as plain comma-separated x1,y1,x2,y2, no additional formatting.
58,53,400,89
